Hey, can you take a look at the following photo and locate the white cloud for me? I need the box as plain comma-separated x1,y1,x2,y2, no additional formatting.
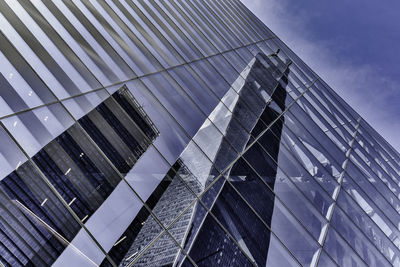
242,0,400,152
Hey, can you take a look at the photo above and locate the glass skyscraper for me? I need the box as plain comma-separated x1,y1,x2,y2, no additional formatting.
1,0,400,266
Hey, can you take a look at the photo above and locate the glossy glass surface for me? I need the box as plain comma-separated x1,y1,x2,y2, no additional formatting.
0,1,399,266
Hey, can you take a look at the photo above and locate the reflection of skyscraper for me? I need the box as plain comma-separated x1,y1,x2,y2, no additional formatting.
1,1,400,267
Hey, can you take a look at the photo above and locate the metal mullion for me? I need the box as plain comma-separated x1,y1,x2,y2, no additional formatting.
0,20,122,264
16,159,81,236
254,122,340,210
0,19,149,265
302,86,359,144
209,0,259,44
125,141,257,266
315,119,370,266
251,39,318,88
200,0,253,45
161,0,221,54
178,61,290,145
15,0,102,91
127,228,199,267
121,0,185,65
306,84,356,129
258,108,400,242
153,0,216,56
0,199,51,266
0,3,87,97
214,0,261,42
79,0,156,75
290,91,400,221
355,127,400,179
349,135,400,205
186,0,245,48
230,0,274,38
283,102,400,242
138,0,206,60
126,200,200,267
96,0,164,73
220,0,266,41
268,37,361,125
167,0,292,119
106,86,254,266
175,0,232,51
0,36,276,122
121,68,318,267
135,0,202,62
292,92,400,205
96,88,239,266
177,176,301,267
39,0,121,82
51,94,193,267
289,91,355,154
143,147,295,267
197,49,300,134
307,82,356,128
234,156,336,266
59,0,135,78
252,117,400,265
356,122,400,178
0,122,118,267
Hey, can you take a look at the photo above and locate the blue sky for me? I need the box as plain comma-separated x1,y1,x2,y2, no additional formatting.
242,0,400,152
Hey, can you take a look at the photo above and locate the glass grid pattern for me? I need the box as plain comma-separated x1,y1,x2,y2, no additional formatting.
0,1,399,266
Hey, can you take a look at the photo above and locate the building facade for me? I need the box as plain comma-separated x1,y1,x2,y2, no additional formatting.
1,0,400,266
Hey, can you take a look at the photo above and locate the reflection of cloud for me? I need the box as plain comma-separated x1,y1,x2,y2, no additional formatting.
242,0,400,151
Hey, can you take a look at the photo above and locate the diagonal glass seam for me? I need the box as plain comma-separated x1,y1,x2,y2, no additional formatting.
12,199,97,267
151,74,320,242
222,0,268,41
192,0,250,47
136,1,205,60
226,129,340,262
204,0,255,44
283,104,400,247
97,85,260,266
157,167,297,267
0,26,132,265
349,136,400,211
269,37,386,150
151,1,216,57
164,0,301,100
269,34,400,263
313,117,376,267
0,35,277,122
214,0,262,43
122,0,298,135
120,0,187,66
355,122,400,183
287,89,400,233
289,95,400,258
3,0,278,104
8,0,109,94
126,226,199,267
171,76,319,203
0,121,119,267
233,0,274,38
118,76,319,267
178,0,239,50
253,105,400,261
1,59,184,266
113,62,294,266
217,157,318,265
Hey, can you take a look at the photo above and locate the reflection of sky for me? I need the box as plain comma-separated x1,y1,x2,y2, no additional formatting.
242,0,400,152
